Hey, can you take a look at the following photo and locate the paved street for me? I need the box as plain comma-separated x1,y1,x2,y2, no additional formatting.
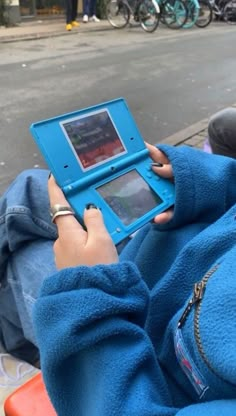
0,22,236,193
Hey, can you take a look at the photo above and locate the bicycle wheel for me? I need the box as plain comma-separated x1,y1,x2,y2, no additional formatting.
195,0,213,26
106,0,131,28
183,0,200,28
162,0,188,28
223,0,236,23
138,0,160,32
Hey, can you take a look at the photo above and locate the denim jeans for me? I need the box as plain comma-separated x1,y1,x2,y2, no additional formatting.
83,0,96,16
208,107,236,159
0,169,57,364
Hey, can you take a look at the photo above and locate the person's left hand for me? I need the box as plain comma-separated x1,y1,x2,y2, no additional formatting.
48,175,118,270
145,142,175,224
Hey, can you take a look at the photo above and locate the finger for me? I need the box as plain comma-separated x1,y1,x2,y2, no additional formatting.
48,175,70,207
145,142,170,165
152,164,173,179
153,208,174,224
48,175,83,233
83,206,111,242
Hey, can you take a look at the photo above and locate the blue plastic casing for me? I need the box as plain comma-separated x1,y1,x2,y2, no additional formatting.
30,98,175,245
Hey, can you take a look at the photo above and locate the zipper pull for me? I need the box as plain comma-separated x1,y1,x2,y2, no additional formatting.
178,281,205,328
194,281,205,301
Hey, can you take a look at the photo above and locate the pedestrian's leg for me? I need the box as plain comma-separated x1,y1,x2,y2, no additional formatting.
65,0,73,27
83,0,90,20
208,107,236,158
89,0,101,20
0,169,57,363
89,0,96,16
71,0,78,22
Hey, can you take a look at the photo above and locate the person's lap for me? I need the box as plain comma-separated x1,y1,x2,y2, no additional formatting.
0,169,57,363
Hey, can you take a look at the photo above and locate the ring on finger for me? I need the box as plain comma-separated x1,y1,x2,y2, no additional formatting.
50,204,75,223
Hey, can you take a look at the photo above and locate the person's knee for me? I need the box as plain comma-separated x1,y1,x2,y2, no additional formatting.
208,107,236,157
209,108,235,138
1,169,50,215
14,169,49,186
5,169,49,198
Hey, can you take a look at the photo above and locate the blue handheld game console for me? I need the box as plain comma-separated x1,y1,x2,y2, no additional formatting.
30,98,175,245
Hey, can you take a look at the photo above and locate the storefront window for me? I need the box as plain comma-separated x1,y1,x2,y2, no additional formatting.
20,0,65,17
36,0,65,16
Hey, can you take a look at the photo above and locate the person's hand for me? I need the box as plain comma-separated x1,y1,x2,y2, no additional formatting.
145,142,174,225
48,175,118,269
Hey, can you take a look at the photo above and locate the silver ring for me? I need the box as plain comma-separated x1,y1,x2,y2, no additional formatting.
50,204,75,223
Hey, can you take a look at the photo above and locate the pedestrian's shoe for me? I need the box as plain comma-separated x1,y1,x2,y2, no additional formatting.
71,20,80,27
89,15,100,22
83,14,88,22
66,23,72,30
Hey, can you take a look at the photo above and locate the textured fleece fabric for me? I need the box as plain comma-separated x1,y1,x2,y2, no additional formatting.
33,145,236,416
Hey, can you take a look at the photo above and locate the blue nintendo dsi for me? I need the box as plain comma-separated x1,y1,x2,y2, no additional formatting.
30,98,175,245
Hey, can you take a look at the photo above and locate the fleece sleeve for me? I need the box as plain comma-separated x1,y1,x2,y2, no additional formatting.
33,262,236,416
157,144,236,229
33,261,177,416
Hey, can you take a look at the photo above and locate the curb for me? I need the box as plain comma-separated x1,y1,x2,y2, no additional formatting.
0,31,71,43
163,118,208,147
0,22,112,43
165,102,236,147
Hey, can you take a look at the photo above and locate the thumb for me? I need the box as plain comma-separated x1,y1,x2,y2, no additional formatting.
84,205,111,241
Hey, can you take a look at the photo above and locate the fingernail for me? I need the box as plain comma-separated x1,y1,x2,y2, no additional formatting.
48,171,52,179
86,203,97,210
151,162,163,168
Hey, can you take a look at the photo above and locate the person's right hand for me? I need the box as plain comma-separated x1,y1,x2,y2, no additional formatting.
145,142,175,225
48,175,118,270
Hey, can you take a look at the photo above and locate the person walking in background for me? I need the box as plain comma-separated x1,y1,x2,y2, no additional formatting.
82,0,100,23
65,0,80,31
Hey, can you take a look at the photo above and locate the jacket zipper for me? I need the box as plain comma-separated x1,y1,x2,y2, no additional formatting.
178,264,221,378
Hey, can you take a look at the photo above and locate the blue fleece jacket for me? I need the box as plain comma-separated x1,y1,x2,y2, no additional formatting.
33,145,236,416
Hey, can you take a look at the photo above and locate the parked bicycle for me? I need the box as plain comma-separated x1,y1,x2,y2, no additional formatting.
195,0,236,26
182,0,200,28
158,0,188,29
106,0,161,32
195,0,213,27
209,0,236,23
223,0,236,23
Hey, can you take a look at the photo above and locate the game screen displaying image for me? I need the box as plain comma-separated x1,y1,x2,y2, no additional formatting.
97,170,163,226
61,110,126,170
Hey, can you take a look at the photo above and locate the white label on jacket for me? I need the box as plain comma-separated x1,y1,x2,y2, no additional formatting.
174,328,209,399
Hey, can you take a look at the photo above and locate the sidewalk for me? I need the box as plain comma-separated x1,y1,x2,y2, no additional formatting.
167,101,236,149
0,17,112,43
164,118,208,149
